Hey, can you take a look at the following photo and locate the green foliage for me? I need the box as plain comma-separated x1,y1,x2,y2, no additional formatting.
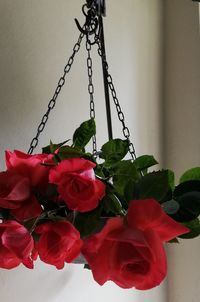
57,146,84,160
112,160,139,196
137,170,170,201
74,206,102,238
179,218,200,239
100,139,129,167
180,167,200,183
42,140,70,154
38,119,200,242
102,192,124,215
168,170,175,191
73,118,96,149
171,180,200,222
133,155,158,174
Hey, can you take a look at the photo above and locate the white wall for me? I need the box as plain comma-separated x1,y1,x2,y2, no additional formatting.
163,1,200,302
0,1,166,301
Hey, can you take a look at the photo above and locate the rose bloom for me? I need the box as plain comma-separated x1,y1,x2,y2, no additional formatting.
6,150,53,188
49,158,105,212
3,150,53,220
0,220,34,269
0,170,42,221
35,221,82,269
82,199,189,290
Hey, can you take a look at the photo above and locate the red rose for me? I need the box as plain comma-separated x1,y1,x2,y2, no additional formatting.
0,170,42,221
49,158,105,212
0,220,34,269
6,150,52,188
82,199,189,290
0,171,30,208
35,221,82,269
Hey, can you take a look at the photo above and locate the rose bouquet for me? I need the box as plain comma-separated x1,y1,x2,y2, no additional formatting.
0,118,200,290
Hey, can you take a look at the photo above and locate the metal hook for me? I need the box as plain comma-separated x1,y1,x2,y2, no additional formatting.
74,17,99,36
75,1,101,37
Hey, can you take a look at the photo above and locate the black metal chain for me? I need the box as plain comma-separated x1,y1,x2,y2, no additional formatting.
28,0,137,161
86,36,98,156
28,32,84,154
96,39,137,160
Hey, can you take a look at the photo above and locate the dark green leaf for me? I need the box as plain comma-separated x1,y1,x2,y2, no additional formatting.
172,181,200,222
133,155,158,173
57,145,83,160
73,118,96,148
74,206,102,238
112,160,140,196
168,170,175,191
162,200,180,215
94,164,106,179
100,139,129,167
174,180,200,198
124,180,140,202
180,167,200,183
102,193,123,215
179,218,200,239
138,170,170,201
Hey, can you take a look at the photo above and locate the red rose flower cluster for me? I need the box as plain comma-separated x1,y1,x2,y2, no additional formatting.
0,150,189,290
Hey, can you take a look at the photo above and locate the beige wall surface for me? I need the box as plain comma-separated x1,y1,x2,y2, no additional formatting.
163,1,200,302
0,1,166,302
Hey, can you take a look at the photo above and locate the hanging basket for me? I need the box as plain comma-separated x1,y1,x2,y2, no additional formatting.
0,0,200,292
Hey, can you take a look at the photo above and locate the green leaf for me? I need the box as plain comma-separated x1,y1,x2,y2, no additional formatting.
172,180,200,222
57,145,84,160
42,140,70,154
74,206,102,238
162,200,180,215
94,164,107,180
100,139,129,167
179,218,200,239
102,193,123,215
138,170,170,201
168,170,175,191
180,167,200,183
112,160,140,196
133,155,158,173
73,118,96,149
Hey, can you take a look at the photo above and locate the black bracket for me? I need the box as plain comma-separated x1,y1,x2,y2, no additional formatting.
96,0,106,17
86,0,106,17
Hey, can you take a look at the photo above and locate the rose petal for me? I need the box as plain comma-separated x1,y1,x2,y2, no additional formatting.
11,195,42,221
128,199,189,242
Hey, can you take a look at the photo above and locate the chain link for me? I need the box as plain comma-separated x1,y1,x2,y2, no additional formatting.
28,33,84,154
86,37,98,156
96,40,137,160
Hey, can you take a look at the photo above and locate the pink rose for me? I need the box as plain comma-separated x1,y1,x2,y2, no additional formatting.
6,150,52,188
0,220,34,269
82,199,189,290
49,158,105,212
35,221,82,269
0,170,42,221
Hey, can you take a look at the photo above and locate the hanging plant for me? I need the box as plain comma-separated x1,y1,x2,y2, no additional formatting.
1,118,200,290
0,0,199,292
